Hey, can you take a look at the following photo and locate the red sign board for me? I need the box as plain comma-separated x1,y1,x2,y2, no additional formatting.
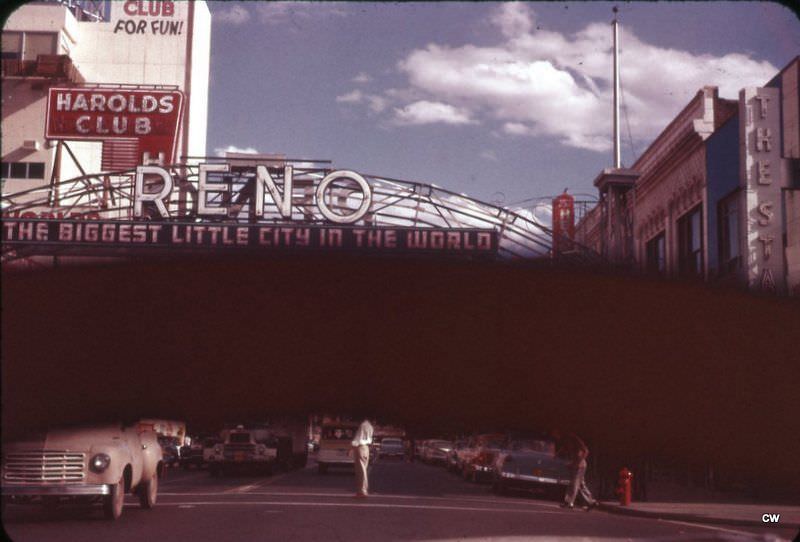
45,87,184,164
552,192,575,255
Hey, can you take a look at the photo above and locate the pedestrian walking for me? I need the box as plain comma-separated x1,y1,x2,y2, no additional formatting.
553,430,597,511
351,418,374,497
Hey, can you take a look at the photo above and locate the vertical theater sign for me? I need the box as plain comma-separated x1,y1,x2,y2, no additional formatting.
740,87,785,293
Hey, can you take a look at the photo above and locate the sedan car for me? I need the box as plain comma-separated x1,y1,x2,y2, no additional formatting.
492,437,571,498
462,434,507,483
422,440,453,465
378,438,405,459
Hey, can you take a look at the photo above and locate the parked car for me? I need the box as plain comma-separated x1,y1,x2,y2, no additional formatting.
1,422,163,520
158,435,181,468
462,434,507,483
492,437,571,498
422,440,453,465
446,439,468,472
202,436,222,467
378,437,405,459
180,436,208,470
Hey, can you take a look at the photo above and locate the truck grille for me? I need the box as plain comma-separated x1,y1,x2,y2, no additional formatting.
3,451,86,483
223,443,255,460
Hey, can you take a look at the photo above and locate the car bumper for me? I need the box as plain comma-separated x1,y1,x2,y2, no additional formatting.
498,472,570,486
2,484,111,496
317,459,354,465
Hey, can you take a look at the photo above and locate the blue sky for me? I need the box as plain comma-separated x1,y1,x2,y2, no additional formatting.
206,1,799,207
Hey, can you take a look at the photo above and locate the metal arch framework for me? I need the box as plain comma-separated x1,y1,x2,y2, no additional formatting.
1,161,602,264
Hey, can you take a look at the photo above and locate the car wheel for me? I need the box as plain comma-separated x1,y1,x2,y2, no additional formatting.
137,472,158,509
103,474,125,520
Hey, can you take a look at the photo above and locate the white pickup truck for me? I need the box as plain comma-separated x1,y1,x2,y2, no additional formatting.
207,426,277,476
1,422,163,520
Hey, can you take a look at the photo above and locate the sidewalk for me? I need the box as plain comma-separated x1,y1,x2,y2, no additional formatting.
598,500,800,529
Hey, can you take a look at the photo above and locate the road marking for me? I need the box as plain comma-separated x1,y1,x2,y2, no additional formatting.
659,518,779,538
157,490,557,509
222,470,296,493
154,500,564,514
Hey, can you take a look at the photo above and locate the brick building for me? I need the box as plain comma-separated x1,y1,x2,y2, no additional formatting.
576,57,800,295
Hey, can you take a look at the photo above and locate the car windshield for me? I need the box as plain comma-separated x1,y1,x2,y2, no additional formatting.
229,433,251,443
322,427,355,440
511,439,556,454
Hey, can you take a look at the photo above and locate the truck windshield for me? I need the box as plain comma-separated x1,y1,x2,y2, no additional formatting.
322,427,355,440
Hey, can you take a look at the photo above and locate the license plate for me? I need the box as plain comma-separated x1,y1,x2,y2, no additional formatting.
234,452,245,462
532,468,542,476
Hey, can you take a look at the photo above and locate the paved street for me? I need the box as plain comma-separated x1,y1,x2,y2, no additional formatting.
3,457,795,541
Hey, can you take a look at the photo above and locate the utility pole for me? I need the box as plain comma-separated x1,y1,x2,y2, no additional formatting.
612,6,621,169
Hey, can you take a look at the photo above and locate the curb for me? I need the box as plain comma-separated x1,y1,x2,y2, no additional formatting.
597,502,800,530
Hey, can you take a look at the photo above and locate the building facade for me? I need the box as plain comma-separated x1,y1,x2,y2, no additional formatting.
2,0,210,199
576,57,800,295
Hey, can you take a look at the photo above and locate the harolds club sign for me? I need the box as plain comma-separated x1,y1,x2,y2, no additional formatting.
45,88,184,165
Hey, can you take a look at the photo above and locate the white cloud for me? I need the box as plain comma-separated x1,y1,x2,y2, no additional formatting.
480,150,498,162
490,2,534,39
502,122,535,136
352,72,372,84
392,101,476,126
366,95,388,113
351,3,777,153
255,2,347,25
214,145,259,156
336,90,364,104
215,4,250,25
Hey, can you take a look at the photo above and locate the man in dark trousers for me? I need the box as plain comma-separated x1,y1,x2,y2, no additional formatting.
553,429,597,510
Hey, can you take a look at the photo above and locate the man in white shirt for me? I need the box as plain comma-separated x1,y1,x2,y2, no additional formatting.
351,418,374,497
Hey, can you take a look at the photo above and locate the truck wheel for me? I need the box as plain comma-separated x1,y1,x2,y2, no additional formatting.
103,475,125,520
137,472,158,509
318,463,328,475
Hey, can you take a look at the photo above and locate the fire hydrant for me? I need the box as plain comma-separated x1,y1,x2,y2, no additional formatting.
616,467,633,506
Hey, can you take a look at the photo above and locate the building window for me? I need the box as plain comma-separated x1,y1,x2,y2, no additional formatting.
23,33,58,61
678,206,704,278
0,31,58,61
1,162,46,180
718,193,740,275
645,232,666,275
1,32,22,60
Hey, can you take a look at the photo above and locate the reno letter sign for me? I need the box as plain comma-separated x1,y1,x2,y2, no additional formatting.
134,164,373,224
45,88,184,163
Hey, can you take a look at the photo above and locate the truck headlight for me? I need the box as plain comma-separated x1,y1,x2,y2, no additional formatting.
90,453,111,473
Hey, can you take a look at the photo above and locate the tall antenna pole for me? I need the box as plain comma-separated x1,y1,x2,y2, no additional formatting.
612,6,621,169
